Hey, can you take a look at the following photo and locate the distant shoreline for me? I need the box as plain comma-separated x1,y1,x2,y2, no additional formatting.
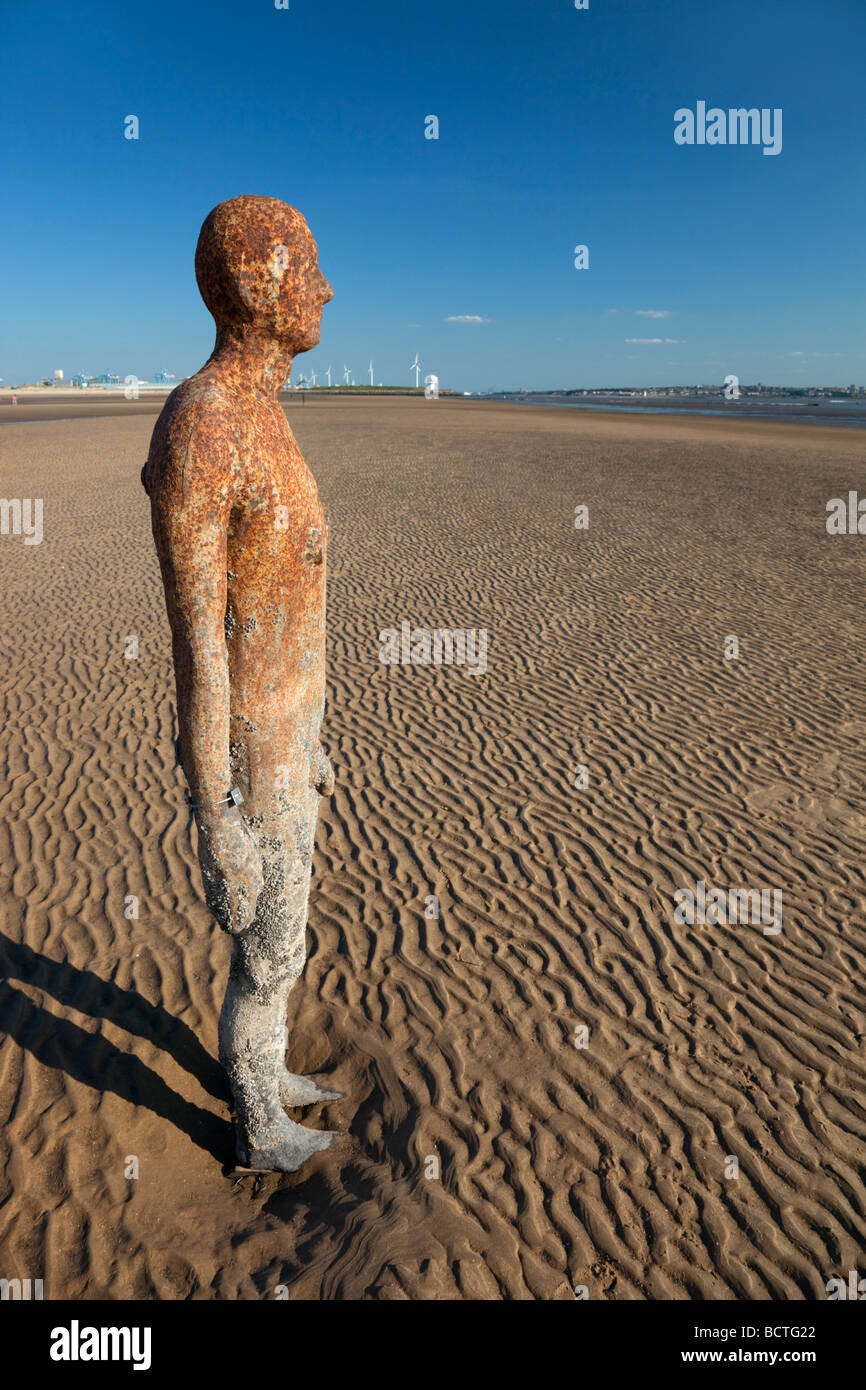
491,393,866,428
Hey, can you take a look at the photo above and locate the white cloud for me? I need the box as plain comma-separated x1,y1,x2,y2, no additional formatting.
445,315,490,323
625,337,681,344
634,309,673,319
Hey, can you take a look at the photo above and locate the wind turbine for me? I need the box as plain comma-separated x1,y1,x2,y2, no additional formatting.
369,360,374,386
310,369,317,387
343,364,350,385
410,354,421,388
325,365,332,387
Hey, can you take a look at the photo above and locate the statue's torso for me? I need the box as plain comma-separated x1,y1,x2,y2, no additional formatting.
149,374,327,817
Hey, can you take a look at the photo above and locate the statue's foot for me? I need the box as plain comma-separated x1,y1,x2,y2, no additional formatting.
237,1116,337,1173
279,1070,344,1106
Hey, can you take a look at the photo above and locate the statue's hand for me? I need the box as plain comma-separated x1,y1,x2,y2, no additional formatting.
195,808,263,934
312,747,335,797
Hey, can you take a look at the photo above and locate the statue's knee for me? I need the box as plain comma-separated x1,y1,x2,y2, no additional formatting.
236,927,304,995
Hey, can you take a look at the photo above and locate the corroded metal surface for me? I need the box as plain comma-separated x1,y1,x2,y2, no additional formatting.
143,196,339,1171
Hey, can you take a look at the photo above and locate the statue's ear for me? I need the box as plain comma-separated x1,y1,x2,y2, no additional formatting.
235,249,272,316
236,275,256,312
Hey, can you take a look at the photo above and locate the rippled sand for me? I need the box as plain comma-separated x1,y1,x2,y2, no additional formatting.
0,396,864,1300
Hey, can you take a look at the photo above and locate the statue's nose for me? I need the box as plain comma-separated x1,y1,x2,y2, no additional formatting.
320,272,334,304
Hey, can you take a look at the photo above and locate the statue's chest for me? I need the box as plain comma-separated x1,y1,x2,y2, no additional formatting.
226,439,326,625
231,412,325,545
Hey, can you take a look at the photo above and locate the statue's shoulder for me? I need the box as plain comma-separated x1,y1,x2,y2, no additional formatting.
155,373,238,439
146,375,240,501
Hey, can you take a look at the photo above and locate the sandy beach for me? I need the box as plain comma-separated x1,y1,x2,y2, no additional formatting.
0,395,864,1300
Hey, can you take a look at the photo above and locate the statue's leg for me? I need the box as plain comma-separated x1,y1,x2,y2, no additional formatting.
277,747,341,1105
218,794,338,1171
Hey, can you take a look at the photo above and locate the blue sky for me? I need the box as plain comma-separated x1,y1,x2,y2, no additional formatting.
1,0,863,391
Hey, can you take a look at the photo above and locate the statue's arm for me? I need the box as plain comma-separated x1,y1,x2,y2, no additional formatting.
148,439,262,933
151,488,230,801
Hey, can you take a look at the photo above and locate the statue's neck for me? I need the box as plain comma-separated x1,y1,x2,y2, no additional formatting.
207,325,294,397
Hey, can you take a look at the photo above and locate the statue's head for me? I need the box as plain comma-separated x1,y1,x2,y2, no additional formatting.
195,195,332,352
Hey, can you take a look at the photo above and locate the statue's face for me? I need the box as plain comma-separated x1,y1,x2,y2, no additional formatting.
196,196,333,352
263,218,333,352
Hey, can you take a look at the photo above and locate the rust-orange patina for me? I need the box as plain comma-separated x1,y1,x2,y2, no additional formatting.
143,195,340,1171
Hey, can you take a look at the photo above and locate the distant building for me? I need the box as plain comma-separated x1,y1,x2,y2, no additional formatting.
94,371,120,385
154,369,176,384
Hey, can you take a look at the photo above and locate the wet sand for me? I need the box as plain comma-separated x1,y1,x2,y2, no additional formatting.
0,396,864,1299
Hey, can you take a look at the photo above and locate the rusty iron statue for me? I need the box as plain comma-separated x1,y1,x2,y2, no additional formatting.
142,195,340,1172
